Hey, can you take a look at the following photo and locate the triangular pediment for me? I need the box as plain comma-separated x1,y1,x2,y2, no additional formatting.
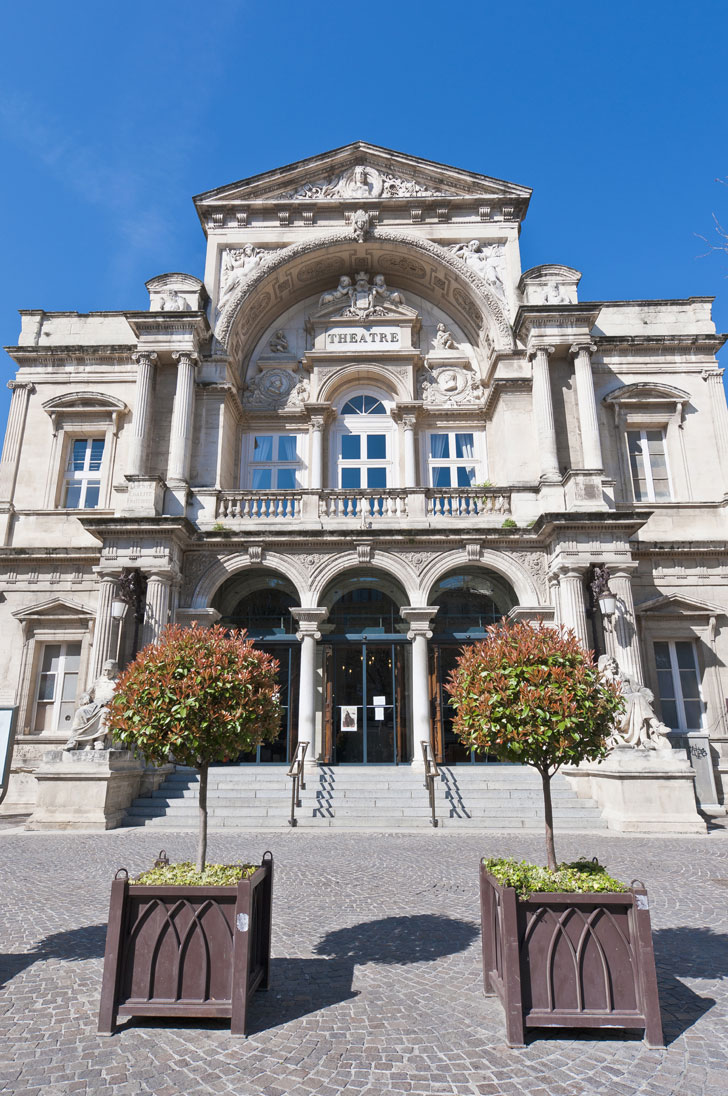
635,592,725,617
13,598,96,622
194,142,531,209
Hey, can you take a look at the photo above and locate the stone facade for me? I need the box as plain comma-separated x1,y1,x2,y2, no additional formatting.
1,142,726,819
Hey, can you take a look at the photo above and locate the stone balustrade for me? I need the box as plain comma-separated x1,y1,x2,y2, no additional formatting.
213,487,512,526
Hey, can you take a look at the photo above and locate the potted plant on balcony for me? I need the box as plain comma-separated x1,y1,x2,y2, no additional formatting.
97,624,281,1036
447,620,664,1048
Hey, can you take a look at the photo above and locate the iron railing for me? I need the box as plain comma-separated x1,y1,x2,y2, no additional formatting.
421,739,440,827
286,741,308,827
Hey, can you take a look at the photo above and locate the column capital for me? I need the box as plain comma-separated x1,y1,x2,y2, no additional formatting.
702,366,724,381
132,350,158,367
7,380,35,393
401,606,438,639
569,341,597,358
527,344,555,361
558,564,587,578
390,401,423,426
292,606,329,641
303,401,334,427
171,351,199,369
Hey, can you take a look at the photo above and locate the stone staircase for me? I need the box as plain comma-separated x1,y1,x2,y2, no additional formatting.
123,763,607,832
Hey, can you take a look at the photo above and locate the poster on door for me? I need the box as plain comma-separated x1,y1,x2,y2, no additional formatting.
340,706,358,732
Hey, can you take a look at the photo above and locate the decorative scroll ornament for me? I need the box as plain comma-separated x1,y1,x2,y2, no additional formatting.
598,655,672,750
419,365,483,406
217,245,282,314
280,164,454,200
448,240,506,298
242,366,309,410
319,271,405,319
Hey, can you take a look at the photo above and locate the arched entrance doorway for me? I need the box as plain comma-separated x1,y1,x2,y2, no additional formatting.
429,568,517,763
320,572,409,764
213,572,300,764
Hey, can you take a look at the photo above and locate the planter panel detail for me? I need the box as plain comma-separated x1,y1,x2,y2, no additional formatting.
479,864,663,1047
99,852,273,1035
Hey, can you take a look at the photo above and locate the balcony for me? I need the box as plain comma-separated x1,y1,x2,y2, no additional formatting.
212,487,513,528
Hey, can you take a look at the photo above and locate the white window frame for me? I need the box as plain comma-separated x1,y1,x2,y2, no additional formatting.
426,429,485,489
626,428,672,503
244,432,303,490
63,437,105,509
42,391,126,511
333,390,395,490
653,638,704,732
32,640,82,735
603,383,690,505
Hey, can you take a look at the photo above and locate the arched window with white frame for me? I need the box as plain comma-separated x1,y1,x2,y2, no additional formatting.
332,389,396,491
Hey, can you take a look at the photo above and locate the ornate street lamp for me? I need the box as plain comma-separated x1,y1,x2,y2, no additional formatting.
591,564,617,619
113,568,148,661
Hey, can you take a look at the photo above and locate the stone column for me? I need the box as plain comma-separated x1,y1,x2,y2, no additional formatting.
291,608,329,755
90,573,119,681
401,608,438,761
127,352,157,477
0,381,34,501
702,368,728,486
528,346,560,481
167,353,198,485
570,342,603,470
402,415,417,488
309,416,325,490
558,568,590,648
604,569,644,683
141,572,173,649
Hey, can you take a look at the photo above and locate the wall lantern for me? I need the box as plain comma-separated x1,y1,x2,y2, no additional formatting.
112,568,148,659
110,596,128,621
591,564,617,619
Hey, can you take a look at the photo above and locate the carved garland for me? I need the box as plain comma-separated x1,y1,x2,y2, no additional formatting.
215,229,513,351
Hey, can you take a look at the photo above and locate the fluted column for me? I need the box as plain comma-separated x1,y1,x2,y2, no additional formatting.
402,415,417,488
310,417,325,490
291,608,329,753
702,367,728,486
528,346,560,481
604,569,643,682
401,608,438,759
167,353,198,484
141,572,173,649
0,381,34,501
127,352,158,476
558,568,590,648
570,342,603,470
90,573,119,681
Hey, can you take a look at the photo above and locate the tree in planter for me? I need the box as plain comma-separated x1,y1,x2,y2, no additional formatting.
447,620,623,870
107,624,280,872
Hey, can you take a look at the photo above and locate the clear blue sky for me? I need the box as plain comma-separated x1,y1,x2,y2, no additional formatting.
2,0,727,434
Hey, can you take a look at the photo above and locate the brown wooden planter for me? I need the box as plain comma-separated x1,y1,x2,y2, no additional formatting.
98,852,273,1036
479,862,663,1048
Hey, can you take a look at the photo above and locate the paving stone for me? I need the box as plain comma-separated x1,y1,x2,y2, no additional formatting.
1,829,727,1096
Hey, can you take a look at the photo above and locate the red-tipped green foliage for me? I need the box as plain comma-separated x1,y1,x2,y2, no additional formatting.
446,621,623,777
107,624,281,767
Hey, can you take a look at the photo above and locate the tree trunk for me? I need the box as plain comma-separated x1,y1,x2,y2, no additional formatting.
540,769,557,870
197,762,208,873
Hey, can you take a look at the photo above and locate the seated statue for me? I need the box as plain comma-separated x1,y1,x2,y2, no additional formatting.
598,655,672,750
64,660,119,751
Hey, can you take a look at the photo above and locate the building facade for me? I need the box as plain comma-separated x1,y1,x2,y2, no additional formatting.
2,142,727,815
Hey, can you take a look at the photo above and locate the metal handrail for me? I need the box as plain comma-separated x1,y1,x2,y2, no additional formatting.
286,741,308,827
420,739,439,827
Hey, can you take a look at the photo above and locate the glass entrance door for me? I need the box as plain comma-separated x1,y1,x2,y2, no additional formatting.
334,642,400,763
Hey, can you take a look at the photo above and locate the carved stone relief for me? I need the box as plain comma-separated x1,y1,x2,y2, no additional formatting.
419,365,483,406
243,366,310,409
218,246,282,314
159,290,190,312
432,323,456,350
397,551,435,574
319,271,405,318
511,550,549,601
280,164,454,200
448,241,506,299
181,552,219,603
269,330,289,353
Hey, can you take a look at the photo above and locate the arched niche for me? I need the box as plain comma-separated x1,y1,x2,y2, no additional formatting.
318,567,410,629
429,567,517,637
212,569,300,634
190,552,311,609
216,232,514,367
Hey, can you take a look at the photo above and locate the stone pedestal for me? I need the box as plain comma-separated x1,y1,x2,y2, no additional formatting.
25,749,145,830
565,747,707,834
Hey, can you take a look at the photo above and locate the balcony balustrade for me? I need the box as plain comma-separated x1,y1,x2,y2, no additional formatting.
213,487,512,526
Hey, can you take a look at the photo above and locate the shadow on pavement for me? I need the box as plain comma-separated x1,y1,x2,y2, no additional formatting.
314,913,480,964
652,926,721,1044
0,923,107,991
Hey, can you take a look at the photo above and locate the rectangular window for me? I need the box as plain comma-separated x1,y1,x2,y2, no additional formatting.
249,434,301,489
428,432,479,488
627,429,671,502
33,642,82,734
63,438,104,509
653,639,703,730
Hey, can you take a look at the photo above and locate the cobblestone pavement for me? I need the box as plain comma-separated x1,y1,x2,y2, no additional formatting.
1,827,727,1096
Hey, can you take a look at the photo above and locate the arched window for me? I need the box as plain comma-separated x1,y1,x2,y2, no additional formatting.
341,395,386,415
334,390,394,490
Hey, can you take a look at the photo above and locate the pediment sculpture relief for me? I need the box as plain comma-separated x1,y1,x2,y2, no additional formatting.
242,366,310,410
449,240,506,299
217,245,282,314
280,164,453,200
318,271,405,320
419,364,484,406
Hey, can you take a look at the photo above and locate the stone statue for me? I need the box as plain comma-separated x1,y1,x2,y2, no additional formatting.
319,275,352,307
159,290,189,312
269,330,289,353
351,208,371,242
64,660,119,751
371,274,404,306
218,245,265,313
543,282,568,304
598,655,672,750
450,240,506,296
433,323,456,350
